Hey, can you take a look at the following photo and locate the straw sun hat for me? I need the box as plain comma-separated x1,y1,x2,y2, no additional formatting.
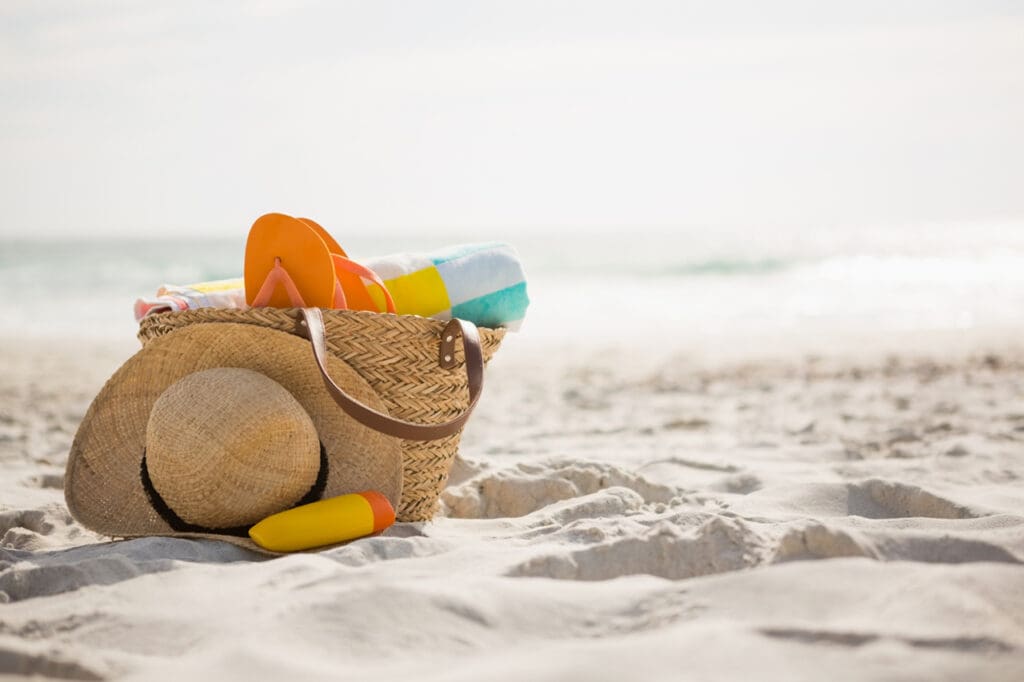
65,322,403,552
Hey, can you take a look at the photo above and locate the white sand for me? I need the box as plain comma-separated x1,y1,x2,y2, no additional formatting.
1,332,1023,680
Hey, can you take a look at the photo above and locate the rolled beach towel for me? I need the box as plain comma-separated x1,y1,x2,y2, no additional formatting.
364,242,529,332
133,278,247,321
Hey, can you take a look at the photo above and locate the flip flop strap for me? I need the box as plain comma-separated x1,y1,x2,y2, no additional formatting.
332,278,348,310
331,255,397,314
251,258,308,308
298,307,484,441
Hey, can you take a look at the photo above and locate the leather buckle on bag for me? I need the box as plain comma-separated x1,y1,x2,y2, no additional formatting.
294,311,311,339
439,319,461,369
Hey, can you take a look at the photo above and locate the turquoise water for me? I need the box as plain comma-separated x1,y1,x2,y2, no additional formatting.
2,224,1024,344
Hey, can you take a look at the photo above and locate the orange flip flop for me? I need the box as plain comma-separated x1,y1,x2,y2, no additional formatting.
297,217,395,314
244,213,336,308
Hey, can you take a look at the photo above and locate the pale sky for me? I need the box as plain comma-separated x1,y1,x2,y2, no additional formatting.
2,1,1022,238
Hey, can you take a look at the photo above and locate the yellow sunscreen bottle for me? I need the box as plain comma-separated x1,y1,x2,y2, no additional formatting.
248,491,395,552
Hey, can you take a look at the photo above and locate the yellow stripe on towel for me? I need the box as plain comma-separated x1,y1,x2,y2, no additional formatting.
367,266,452,318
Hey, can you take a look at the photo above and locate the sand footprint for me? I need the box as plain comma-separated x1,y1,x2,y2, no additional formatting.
772,523,876,562
847,479,979,519
772,519,1023,565
733,479,981,520
0,509,56,538
508,514,770,581
442,459,679,519
0,506,74,551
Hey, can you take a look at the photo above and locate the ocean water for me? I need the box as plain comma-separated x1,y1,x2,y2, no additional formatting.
2,224,1023,356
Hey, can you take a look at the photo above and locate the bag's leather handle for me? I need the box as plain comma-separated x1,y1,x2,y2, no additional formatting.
298,307,485,442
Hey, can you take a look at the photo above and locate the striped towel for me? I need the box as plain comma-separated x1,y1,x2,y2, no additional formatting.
133,278,247,322
364,242,529,331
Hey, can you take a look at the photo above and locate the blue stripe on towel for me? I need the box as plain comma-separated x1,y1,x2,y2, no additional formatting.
434,244,523,305
450,281,529,329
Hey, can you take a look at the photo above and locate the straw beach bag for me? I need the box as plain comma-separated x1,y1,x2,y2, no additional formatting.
137,306,505,522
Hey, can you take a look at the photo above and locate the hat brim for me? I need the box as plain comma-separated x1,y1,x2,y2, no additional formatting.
65,322,403,547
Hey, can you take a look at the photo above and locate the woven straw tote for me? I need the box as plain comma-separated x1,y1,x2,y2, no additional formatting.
137,306,504,522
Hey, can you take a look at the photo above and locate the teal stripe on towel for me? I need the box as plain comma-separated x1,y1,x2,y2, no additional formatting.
450,281,528,328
